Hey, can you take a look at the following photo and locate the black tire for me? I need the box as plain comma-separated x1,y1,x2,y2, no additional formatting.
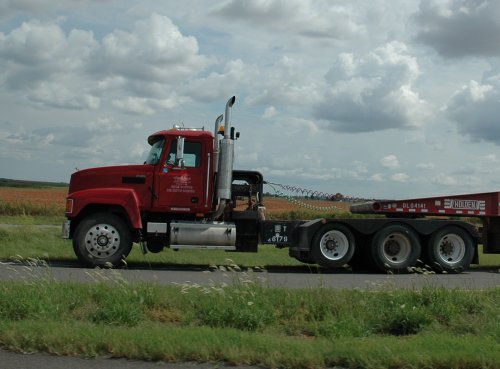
311,223,355,268
427,226,474,273
73,213,132,267
371,224,421,273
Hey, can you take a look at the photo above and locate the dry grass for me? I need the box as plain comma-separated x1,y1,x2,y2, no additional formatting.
0,187,67,215
0,186,350,217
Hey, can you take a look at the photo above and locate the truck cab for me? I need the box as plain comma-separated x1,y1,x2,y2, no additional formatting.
146,128,216,216
63,97,265,267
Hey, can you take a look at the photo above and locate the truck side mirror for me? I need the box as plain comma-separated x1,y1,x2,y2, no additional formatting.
176,137,185,168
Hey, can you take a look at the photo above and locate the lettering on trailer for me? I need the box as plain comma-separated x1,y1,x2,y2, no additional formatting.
382,202,428,213
444,199,485,211
267,223,288,243
402,202,427,209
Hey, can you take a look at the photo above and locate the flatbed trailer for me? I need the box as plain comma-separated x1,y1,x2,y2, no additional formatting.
350,191,500,256
259,216,478,272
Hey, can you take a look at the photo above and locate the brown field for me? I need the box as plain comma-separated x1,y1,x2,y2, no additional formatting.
0,186,350,217
0,187,67,208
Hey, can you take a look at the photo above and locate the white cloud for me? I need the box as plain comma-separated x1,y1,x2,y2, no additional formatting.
0,0,105,20
245,56,322,107
416,162,435,170
93,14,210,84
432,173,458,186
381,154,399,169
315,41,427,132
0,20,97,89
130,143,148,160
391,172,409,182
0,13,211,114
370,173,384,182
482,154,497,162
186,59,258,103
353,161,368,174
212,0,363,40
443,70,500,144
274,116,320,136
1,1,500,200
27,81,100,110
86,117,122,132
415,0,500,58
263,106,277,118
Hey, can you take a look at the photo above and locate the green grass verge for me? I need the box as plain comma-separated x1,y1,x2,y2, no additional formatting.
0,226,303,267
0,215,64,226
0,277,498,369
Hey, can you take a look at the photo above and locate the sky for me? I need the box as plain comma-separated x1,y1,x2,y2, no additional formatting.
1,0,500,199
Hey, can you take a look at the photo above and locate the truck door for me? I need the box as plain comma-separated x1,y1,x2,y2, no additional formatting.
154,138,208,214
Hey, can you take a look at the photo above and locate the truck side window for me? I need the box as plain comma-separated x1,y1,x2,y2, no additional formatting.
145,138,165,165
167,140,202,168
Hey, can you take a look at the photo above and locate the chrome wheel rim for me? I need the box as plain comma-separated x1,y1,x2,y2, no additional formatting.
436,234,465,265
320,230,350,261
84,223,121,259
381,233,411,265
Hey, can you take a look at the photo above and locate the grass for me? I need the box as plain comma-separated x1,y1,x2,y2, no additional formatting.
1,225,500,269
0,270,498,369
0,225,304,267
0,197,498,368
0,215,64,226
0,178,67,188
0,202,63,217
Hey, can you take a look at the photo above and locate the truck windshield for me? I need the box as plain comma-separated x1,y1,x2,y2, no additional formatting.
145,138,165,165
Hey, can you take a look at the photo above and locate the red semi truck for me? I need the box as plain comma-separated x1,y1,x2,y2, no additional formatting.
62,96,500,273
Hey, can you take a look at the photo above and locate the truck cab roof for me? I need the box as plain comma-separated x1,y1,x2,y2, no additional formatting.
148,127,215,145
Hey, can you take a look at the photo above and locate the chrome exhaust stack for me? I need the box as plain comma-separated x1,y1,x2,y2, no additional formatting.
213,114,223,173
212,96,236,220
217,96,236,201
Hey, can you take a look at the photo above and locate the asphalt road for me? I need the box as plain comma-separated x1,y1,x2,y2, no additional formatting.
0,349,263,369
1,260,499,289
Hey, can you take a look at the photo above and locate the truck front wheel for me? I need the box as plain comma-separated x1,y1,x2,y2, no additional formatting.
427,226,474,273
311,223,355,268
371,224,421,273
73,213,132,267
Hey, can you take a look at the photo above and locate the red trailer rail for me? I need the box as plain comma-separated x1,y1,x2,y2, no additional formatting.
350,191,500,217
350,191,500,254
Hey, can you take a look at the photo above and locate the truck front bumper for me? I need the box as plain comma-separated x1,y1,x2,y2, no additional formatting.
61,220,71,239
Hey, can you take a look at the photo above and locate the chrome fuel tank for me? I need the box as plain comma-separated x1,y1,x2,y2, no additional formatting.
170,221,236,249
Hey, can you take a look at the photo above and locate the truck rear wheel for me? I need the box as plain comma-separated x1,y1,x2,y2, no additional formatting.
73,213,132,267
427,226,474,273
371,224,421,273
311,223,355,268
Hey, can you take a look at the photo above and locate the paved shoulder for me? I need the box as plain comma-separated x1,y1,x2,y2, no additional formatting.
0,261,499,289
0,349,257,369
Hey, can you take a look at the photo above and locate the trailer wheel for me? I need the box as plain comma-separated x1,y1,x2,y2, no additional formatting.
73,213,132,267
311,224,355,268
427,226,474,273
371,224,421,273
